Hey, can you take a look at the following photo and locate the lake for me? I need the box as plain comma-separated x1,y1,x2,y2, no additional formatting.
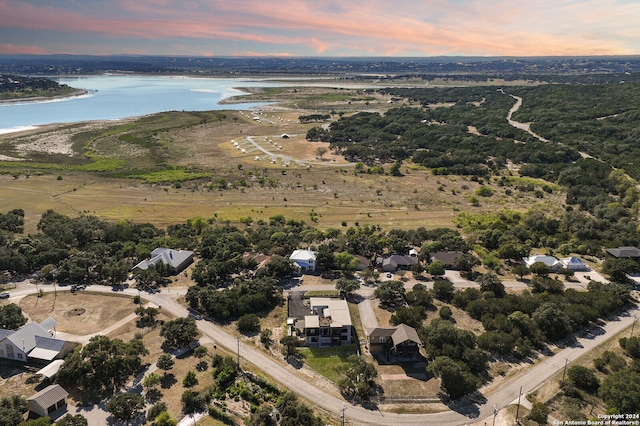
0,75,281,134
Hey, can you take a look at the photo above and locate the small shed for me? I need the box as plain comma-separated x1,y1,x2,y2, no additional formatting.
27,384,68,418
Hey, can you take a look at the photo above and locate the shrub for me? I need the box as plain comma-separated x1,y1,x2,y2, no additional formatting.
237,314,261,333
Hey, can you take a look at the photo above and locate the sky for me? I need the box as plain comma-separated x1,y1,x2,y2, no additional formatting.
1,0,639,57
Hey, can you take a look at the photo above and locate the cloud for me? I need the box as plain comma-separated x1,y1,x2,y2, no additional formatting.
0,0,638,56
0,43,48,54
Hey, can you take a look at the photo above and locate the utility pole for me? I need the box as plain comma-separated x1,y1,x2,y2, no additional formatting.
515,385,523,424
237,337,240,368
562,358,569,382
492,404,498,426
340,404,346,426
631,316,638,338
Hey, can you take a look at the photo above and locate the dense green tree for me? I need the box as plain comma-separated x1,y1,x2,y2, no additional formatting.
55,414,88,426
337,355,379,402
182,370,198,388
180,390,207,415
598,370,640,413
427,260,446,276
374,280,406,308
57,335,147,393
160,317,198,349
335,277,360,299
106,393,145,423
528,261,551,277
156,353,175,376
528,401,550,425
277,392,325,426
405,283,433,308
390,305,426,329
237,313,261,333
146,402,169,422
19,417,51,426
478,272,505,297
602,257,638,283
428,356,480,399
261,255,296,279
280,336,303,360
334,251,359,275
143,372,161,390
432,278,454,302
0,395,27,426
0,303,27,330
567,365,599,393
532,302,571,340
154,411,178,426
512,264,529,280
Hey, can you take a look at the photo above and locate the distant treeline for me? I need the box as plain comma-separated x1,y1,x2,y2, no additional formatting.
2,55,640,79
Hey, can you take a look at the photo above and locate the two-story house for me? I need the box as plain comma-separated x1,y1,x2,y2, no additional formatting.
302,298,353,347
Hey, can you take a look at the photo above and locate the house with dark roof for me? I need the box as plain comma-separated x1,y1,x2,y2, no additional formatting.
606,247,640,261
431,251,465,269
379,254,419,272
133,247,194,274
27,384,68,419
366,324,421,361
0,318,69,363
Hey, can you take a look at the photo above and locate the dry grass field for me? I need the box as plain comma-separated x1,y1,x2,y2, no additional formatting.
18,291,136,335
0,86,562,234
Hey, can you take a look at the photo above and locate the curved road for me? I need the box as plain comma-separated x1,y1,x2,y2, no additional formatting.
4,282,638,425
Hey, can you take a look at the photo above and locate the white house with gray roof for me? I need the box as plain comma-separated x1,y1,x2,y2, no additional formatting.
133,247,194,274
0,318,67,363
301,298,352,347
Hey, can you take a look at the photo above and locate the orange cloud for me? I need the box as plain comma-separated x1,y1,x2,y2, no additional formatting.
0,0,638,56
0,43,48,55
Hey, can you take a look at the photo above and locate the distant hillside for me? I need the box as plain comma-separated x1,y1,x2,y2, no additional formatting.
0,74,83,101
1,55,640,82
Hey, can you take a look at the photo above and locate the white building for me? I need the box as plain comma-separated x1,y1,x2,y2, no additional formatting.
0,318,66,363
289,249,316,272
302,298,353,347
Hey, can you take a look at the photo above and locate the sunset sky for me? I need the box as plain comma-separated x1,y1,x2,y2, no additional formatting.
1,0,639,57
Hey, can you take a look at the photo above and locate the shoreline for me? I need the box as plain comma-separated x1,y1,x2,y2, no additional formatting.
0,89,90,105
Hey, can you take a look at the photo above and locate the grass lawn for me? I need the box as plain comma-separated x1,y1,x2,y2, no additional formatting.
298,345,359,384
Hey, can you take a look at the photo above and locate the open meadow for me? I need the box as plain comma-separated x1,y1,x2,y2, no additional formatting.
0,86,561,233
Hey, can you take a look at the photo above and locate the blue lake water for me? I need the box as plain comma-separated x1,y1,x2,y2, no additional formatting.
0,75,281,133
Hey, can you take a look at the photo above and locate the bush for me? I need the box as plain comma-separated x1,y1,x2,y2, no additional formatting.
237,314,261,333
439,306,453,320
529,401,550,424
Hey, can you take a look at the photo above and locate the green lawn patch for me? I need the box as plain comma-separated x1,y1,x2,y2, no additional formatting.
131,168,212,183
298,345,358,383
304,290,339,297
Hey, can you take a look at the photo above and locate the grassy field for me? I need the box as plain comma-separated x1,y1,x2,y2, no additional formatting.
0,85,561,234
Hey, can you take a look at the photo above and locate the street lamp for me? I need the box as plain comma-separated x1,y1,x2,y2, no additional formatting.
492,404,498,426
340,404,346,426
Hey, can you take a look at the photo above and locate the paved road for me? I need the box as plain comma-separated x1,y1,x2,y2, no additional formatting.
5,279,638,425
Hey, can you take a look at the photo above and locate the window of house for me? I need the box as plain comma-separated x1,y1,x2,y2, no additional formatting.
379,336,386,342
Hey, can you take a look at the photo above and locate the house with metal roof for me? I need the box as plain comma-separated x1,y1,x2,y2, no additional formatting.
289,249,316,272
0,318,67,363
560,256,589,271
27,384,69,419
133,247,194,274
523,254,562,271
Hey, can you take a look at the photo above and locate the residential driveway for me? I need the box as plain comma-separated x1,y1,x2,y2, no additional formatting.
358,296,379,332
